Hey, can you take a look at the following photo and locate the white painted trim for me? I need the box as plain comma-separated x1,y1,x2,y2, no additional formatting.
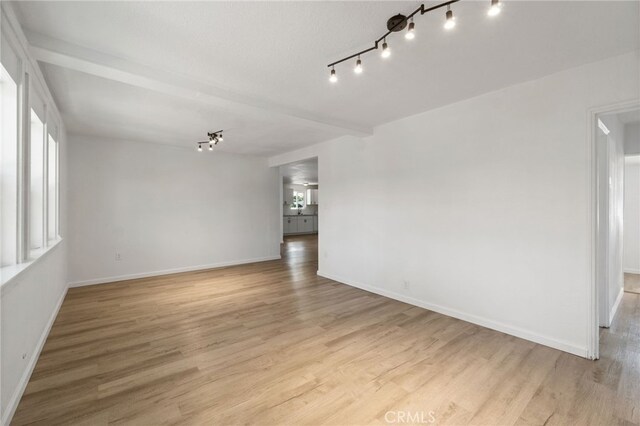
624,269,640,274
609,287,624,326
1,286,68,426
587,99,640,360
317,270,588,358
68,255,281,287
1,239,63,294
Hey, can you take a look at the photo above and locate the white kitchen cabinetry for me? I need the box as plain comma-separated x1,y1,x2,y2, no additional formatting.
298,216,313,233
283,216,318,235
307,189,319,205
284,217,297,234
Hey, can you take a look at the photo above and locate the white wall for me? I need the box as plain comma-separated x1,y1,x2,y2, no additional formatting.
624,158,640,274
270,51,639,358
1,3,68,423
68,136,281,286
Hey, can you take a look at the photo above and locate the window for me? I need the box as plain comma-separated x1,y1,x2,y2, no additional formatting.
1,63,18,267
291,190,305,209
1,36,62,284
47,135,59,243
30,109,45,254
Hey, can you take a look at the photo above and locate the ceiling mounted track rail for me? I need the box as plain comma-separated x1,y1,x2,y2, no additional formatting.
196,130,224,152
327,0,503,82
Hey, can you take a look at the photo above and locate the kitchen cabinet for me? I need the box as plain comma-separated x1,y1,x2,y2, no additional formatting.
307,189,319,205
283,216,318,235
298,216,313,233
283,217,297,234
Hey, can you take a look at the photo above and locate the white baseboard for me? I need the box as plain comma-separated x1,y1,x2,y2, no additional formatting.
317,270,588,358
68,255,282,288
624,268,640,274
2,286,68,426
610,287,624,325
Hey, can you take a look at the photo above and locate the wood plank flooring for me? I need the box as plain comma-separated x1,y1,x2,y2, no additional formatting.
625,273,640,294
12,235,640,425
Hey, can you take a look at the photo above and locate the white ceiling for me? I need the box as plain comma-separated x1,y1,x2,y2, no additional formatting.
280,158,318,185
12,1,639,156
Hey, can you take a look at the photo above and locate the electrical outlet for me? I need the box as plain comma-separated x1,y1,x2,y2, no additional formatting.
115,252,122,261
22,353,27,360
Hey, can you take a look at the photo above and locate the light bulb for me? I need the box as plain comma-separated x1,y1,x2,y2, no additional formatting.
209,144,213,151
197,145,202,152
329,68,337,83
488,0,501,16
218,134,223,142
354,58,363,74
405,21,415,40
381,39,390,58
444,7,455,29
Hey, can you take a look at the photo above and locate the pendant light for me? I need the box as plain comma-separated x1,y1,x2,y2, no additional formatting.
381,38,390,58
488,0,501,16
444,5,456,29
329,67,338,83
354,56,363,74
405,18,415,40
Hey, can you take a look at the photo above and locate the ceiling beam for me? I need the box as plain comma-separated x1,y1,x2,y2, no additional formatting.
26,31,372,137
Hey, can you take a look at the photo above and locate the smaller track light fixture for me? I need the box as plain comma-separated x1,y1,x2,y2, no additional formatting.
196,130,224,152
405,18,415,40
381,38,390,58
329,67,337,83
488,0,501,16
326,0,503,83
354,57,363,74
444,5,456,29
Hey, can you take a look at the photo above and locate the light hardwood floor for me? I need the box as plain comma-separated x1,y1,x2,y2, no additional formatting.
625,273,640,294
13,235,640,425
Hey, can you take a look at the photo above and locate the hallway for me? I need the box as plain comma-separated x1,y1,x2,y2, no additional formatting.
12,235,640,425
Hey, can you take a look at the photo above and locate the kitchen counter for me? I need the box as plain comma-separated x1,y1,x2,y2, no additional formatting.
284,214,317,217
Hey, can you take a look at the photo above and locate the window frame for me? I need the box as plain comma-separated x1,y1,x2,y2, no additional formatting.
290,190,305,210
0,20,63,288
0,59,20,268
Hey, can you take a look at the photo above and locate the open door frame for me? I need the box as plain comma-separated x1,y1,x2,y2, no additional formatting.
587,100,639,360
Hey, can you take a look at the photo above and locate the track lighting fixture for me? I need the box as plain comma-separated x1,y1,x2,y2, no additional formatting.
326,0,500,83
444,5,455,29
405,18,415,40
196,130,224,152
381,38,390,58
354,57,363,74
488,0,501,16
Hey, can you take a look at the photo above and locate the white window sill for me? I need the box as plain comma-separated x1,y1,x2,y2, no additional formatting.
1,237,63,294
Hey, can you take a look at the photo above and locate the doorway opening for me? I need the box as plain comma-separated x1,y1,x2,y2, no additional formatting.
592,105,640,359
278,157,319,269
